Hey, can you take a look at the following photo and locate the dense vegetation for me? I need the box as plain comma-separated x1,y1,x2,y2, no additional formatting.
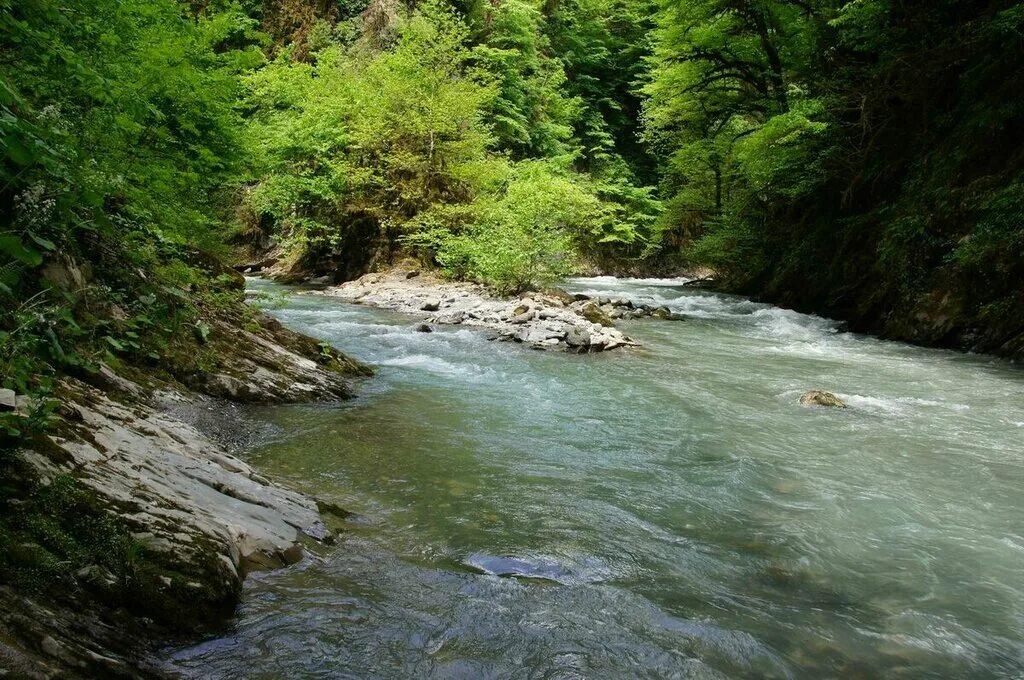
239,0,663,290
644,0,1024,353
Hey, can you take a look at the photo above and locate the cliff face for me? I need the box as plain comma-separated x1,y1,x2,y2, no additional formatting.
0,309,370,679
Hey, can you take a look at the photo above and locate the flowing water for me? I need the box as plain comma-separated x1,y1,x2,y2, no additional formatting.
166,277,1024,678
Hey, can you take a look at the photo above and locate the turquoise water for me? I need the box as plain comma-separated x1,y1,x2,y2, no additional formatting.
166,277,1024,678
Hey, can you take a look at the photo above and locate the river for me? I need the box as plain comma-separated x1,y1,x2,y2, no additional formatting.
165,277,1024,678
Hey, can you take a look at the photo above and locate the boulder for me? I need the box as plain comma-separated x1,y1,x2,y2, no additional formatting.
577,301,614,327
41,256,92,292
0,388,16,412
799,390,847,408
320,268,641,352
232,256,279,273
541,287,576,305
508,311,535,324
405,269,421,279
517,325,566,345
415,323,433,333
436,310,465,324
565,325,591,347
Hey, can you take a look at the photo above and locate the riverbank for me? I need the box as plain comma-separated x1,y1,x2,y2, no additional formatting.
0,312,370,678
315,266,684,352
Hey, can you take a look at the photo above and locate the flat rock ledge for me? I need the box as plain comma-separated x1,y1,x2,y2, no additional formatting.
3,378,328,679
317,269,681,352
1,313,370,678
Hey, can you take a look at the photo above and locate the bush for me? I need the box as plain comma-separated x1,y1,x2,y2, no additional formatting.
412,162,595,292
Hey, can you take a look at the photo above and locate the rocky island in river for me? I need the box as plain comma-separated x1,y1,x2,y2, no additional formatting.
316,266,684,353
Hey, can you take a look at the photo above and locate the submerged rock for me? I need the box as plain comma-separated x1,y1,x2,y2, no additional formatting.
799,390,847,408
415,323,433,333
466,554,571,583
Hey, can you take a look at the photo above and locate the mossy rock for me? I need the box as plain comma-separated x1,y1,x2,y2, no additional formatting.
578,302,614,327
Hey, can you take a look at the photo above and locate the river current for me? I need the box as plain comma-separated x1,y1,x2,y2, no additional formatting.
165,277,1024,678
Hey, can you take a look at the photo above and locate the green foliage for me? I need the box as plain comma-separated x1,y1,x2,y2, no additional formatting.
643,0,1024,348
467,0,580,159
243,1,662,290
0,0,263,439
244,4,496,253
426,161,599,292
543,0,658,177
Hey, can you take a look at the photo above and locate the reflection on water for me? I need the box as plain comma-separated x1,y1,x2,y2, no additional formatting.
165,277,1024,678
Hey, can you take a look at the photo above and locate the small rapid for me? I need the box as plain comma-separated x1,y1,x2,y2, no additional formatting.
165,277,1024,678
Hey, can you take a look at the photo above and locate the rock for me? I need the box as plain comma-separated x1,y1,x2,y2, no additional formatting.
578,301,614,327
512,303,531,316
405,269,421,279
41,255,92,292
415,323,433,333
0,389,16,412
316,498,353,519
202,373,258,402
19,377,328,627
799,390,847,408
651,306,673,319
508,310,535,324
565,325,591,347
301,520,333,543
436,310,465,324
233,256,278,273
421,298,441,312
306,275,332,286
542,287,576,305
14,395,33,417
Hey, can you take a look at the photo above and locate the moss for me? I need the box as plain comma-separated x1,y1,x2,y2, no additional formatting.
0,472,239,632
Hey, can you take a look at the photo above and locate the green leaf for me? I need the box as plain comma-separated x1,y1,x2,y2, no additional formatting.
0,235,42,266
28,232,57,251
5,138,34,166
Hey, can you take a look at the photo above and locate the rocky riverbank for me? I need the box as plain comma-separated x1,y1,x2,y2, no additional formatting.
316,267,683,352
0,312,370,678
